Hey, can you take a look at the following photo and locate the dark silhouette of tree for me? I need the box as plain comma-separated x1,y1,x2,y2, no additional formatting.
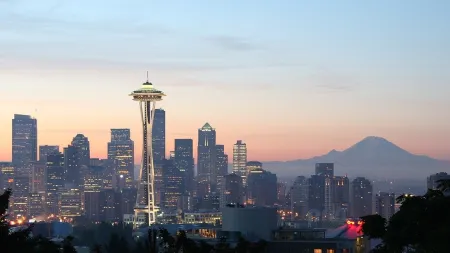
91,244,102,253
0,189,37,253
105,233,130,253
235,237,250,253
361,179,450,253
62,235,78,253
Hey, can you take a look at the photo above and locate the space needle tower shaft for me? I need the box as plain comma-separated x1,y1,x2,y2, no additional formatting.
129,75,166,229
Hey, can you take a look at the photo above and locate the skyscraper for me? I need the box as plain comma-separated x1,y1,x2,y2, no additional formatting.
0,162,14,192
46,153,65,215
108,129,134,188
64,145,82,188
129,77,166,227
174,139,194,194
12,114,37,168
152,109,166,163
215,145,228,177
247,169,277,207
427,172,450,191
220,173,243,207
290,176,309,219
71,134,90,167
39,145,59,162
375,192,396,220
162,158,183,210
197,123,217,197
233,140,247,184
351,177,373,218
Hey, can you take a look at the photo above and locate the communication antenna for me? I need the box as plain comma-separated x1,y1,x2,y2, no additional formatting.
146,71,149,82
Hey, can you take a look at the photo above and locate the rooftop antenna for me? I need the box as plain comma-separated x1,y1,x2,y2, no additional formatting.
146,71,149,82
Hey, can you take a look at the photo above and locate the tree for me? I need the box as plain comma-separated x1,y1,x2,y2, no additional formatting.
0,189,36,253
361,179,450,253
62,235,78,253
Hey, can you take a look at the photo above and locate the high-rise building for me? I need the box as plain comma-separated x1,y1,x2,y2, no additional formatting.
308,175,325,213
162,158,183,210
39,145,59,162
197,123,217,197
108,129,134,188
30,161,46,193
152,109,166,163
12,114,37,168
220,173,243,207
375,192,395,220
59,187,82,219
247,169,277,207
0,162,14,192
215,145,228,177
71,134,90,167
84,166,105,222
290,176,309,219
246,161,262,173
330,176,350,219
315,163,334,177
28,192,45,218
174,139,194,195
351,177,373,218
233,140,247,184
215,144,228,195
129,77,166,227
46,153,65,215
64,145,82,188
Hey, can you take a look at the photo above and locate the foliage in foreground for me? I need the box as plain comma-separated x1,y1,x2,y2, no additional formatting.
361,179,450,253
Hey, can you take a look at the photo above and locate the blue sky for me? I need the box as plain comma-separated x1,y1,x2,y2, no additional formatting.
1,0,449,161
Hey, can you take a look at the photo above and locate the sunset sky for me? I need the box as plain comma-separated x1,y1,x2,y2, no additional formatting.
1,0,449,163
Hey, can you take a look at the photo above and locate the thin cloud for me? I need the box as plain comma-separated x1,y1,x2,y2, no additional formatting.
207,35,258,51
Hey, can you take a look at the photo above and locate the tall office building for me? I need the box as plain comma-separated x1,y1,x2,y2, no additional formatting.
233,140,247,184
71,134,90,167
39,145,59,162
216,145,228,177
330,176,350,219
351,177,373,218
59,187,82,219
108,129,134,188
12,114,37,168
30,161,46,193
247,169,277,207
308,175,325,213
215,144,228,195
152,109,166,163
197,123,217,197
375,192,396,220
46,153,65,215
246,161,262,173
84,166,105,222
220,173,243,207
315,163,334,177
290,176,309,219
162,158,183,210
64,145,82,188
0,162,14,191
174,139,194,194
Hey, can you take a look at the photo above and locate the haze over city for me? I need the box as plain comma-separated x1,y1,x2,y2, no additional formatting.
1,0,450,163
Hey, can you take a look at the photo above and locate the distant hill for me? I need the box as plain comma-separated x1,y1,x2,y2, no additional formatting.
263,136,450,180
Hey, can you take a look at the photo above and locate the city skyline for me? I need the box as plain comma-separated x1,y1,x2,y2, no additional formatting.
1,1,450,162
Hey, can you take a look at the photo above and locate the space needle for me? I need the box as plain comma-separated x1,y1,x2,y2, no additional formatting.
129,74,166,229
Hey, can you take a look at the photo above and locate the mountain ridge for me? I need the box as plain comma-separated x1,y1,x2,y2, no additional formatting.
263,136,450,180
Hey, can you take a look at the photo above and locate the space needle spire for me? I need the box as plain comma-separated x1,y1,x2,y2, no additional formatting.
129,75,166,229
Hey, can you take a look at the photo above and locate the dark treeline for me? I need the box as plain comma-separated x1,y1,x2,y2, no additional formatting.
0,189,267,253
361,179,450,253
